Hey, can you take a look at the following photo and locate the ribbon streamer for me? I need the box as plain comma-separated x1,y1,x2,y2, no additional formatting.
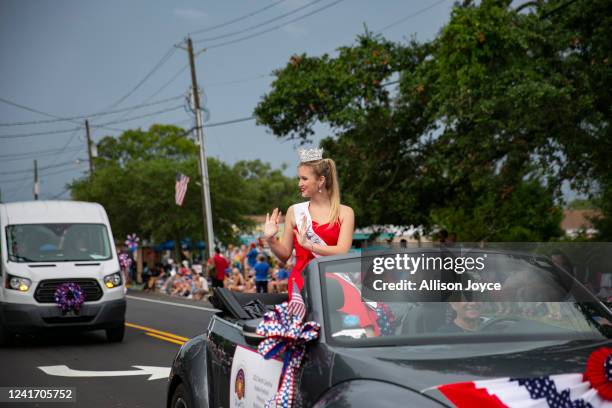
256,302,320,408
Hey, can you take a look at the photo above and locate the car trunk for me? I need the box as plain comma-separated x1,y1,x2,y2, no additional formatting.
329,338,610,406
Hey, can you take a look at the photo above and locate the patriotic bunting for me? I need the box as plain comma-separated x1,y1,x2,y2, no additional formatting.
433,347,612,408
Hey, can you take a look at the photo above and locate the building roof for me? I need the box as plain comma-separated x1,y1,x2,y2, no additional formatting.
561,209,600,230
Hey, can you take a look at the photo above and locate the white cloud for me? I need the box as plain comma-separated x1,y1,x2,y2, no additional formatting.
174,8,209,21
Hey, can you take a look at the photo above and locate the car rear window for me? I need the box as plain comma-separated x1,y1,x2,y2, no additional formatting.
319,253,612,345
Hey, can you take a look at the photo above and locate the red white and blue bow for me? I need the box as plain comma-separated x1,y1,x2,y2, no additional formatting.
430,347,612,407
256,302,320,408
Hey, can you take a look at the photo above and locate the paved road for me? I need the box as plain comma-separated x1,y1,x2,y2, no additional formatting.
0,291,218,408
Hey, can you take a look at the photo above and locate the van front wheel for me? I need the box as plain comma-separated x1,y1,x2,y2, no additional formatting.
106,323,125,343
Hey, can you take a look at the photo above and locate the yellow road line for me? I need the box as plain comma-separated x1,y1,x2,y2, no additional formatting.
145,332,186,346
126,322,190,342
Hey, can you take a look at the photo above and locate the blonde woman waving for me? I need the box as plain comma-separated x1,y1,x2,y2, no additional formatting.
263,148,355,299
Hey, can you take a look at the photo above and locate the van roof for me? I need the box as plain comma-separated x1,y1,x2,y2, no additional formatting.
1,200,108,225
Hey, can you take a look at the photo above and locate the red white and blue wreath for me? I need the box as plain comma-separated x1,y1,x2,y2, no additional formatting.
54,282,86,315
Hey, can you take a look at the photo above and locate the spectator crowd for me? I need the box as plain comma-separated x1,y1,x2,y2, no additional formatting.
125,242,291,301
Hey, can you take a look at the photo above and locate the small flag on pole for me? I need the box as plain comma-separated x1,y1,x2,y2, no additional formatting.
287,281,306,321
175,173,190,206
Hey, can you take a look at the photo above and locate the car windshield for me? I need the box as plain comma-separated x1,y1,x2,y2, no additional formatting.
6,223,112,262
319,253,612,345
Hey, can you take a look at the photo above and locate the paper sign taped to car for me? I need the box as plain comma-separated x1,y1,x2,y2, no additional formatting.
230,345,283,408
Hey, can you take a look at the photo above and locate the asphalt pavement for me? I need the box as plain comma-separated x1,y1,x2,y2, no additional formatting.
0,290,218,408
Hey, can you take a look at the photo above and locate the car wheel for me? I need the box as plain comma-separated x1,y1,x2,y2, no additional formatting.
171,384,194,408
106,323,125,343
0,323,14,347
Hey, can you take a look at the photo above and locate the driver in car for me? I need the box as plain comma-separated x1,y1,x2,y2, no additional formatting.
438,302,483,333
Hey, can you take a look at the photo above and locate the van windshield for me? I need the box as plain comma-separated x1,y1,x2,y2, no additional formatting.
6,223,112,262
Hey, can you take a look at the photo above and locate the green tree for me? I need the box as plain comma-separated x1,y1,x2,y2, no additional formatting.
254,0,611,241
232,159,299,214
70,125,253,248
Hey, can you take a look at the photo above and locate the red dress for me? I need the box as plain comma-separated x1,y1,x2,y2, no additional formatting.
288,220,340,299
287,212,380,334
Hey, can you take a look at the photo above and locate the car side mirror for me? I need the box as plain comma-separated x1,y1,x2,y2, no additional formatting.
242,318,264,346
243,328,265,346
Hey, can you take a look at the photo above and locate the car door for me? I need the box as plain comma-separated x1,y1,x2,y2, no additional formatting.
208,314,286,408
207,316,244,408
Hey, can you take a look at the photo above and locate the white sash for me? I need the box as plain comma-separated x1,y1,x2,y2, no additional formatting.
293,201,327,258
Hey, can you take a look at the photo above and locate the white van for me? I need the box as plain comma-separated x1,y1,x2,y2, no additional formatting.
0,200,126,345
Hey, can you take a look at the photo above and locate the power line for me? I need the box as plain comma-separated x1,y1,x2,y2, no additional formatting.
191,0,289,35
0,173,31,188
94,104,185,126
375,0,449,33
203,116,254,128
95,125,128,133
50,188,70,200
141,65,188,103
0,160,84,177
46,128,82,172
194,0,325,43
0,146,82,162
95,67,188,128
198,0,345,50
1,144,84,200
102,46,178,111
0,126,84,140
0,104,184,139
49,188,70,200
1,161,86,183
0,97,81,127
0,95,183,127
0,145,81,159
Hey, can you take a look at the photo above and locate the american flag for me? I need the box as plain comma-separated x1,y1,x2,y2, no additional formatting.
175,173,190,206
287,281,306,321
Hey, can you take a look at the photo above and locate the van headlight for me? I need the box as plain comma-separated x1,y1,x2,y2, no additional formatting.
6,275,31,292
103,272,122,288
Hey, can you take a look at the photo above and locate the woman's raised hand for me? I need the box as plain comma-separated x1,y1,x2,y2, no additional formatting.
263,208,281,239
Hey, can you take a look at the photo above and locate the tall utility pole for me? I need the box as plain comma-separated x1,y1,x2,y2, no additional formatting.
33,160,39,200
186,37,215,259
85,119,94,176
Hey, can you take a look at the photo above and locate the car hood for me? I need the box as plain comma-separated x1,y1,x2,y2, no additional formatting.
329,338,610,406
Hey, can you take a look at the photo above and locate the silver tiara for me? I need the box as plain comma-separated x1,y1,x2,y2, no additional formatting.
298,148,323,162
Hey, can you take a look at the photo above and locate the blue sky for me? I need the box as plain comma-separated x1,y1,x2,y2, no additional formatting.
0,0,496,202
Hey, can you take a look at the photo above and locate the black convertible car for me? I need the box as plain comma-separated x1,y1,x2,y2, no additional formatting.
166,250,612,408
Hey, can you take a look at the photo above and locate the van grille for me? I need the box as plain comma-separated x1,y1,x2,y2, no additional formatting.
34,279,103,303
42,316,95,324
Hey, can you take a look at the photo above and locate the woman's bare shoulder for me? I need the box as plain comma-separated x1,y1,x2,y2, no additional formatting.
339,204,354,222
339,204,354,215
